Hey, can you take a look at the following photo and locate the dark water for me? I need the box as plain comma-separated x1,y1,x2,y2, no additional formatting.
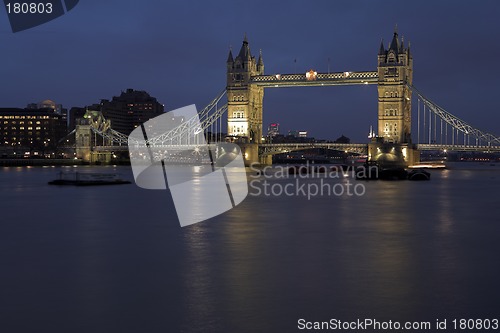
1,163,500,332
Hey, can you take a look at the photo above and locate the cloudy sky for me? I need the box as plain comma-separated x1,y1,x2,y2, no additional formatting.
1,0,499,142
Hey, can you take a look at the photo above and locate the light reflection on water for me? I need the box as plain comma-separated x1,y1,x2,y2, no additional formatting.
1,163,500,332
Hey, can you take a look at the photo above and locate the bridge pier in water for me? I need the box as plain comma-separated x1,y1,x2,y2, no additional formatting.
90,151,114,164
237,143,260,167
368,140,420,167
259,154,273,166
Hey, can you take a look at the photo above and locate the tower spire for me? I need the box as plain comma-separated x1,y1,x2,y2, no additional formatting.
257,49,264,73
379,38,385,55
389,27,400,53
227,45,234,63
237,34,251,60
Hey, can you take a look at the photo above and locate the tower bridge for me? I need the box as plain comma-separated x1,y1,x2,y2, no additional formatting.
74,29,500,165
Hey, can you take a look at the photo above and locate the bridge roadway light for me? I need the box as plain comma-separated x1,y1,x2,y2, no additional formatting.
306,70,318,81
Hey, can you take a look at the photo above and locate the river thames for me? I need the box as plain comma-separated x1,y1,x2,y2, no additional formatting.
1,163,500,332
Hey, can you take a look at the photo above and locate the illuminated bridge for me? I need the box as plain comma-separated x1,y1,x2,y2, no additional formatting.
71,30,500,164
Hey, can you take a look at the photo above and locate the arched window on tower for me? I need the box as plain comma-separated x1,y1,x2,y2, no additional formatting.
388,52,396,63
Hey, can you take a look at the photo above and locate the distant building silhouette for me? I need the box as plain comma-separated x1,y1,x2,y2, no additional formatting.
95,89,165,135
68,107,87,132
334,134,350,143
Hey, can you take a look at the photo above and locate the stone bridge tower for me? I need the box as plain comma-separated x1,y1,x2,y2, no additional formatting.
377,28,413,143
75,117,92,162
226,36,264,143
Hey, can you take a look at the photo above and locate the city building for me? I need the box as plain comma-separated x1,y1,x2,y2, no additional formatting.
0,107,67,155
92,89,164,135
288,130,308,138
68,107,87,132
27,100,64,113
267,123,279,137
27,100,68,129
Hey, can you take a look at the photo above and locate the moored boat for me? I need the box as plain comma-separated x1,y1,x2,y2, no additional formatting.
49,172,131,186
378,167,408,180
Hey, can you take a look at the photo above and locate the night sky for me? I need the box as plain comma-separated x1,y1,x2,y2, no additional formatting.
2,0,499,142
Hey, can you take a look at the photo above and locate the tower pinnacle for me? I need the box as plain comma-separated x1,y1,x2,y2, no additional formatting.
379,38,385,55
237,34,251,60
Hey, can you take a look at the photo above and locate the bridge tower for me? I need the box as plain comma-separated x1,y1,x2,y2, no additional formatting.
377,28,413,143
75,117,92,162
226,36,264,144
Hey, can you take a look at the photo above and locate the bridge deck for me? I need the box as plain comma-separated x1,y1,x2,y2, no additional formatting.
250,71,378,87
417,144,500,152
259,143,368,155
92,143,500,154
